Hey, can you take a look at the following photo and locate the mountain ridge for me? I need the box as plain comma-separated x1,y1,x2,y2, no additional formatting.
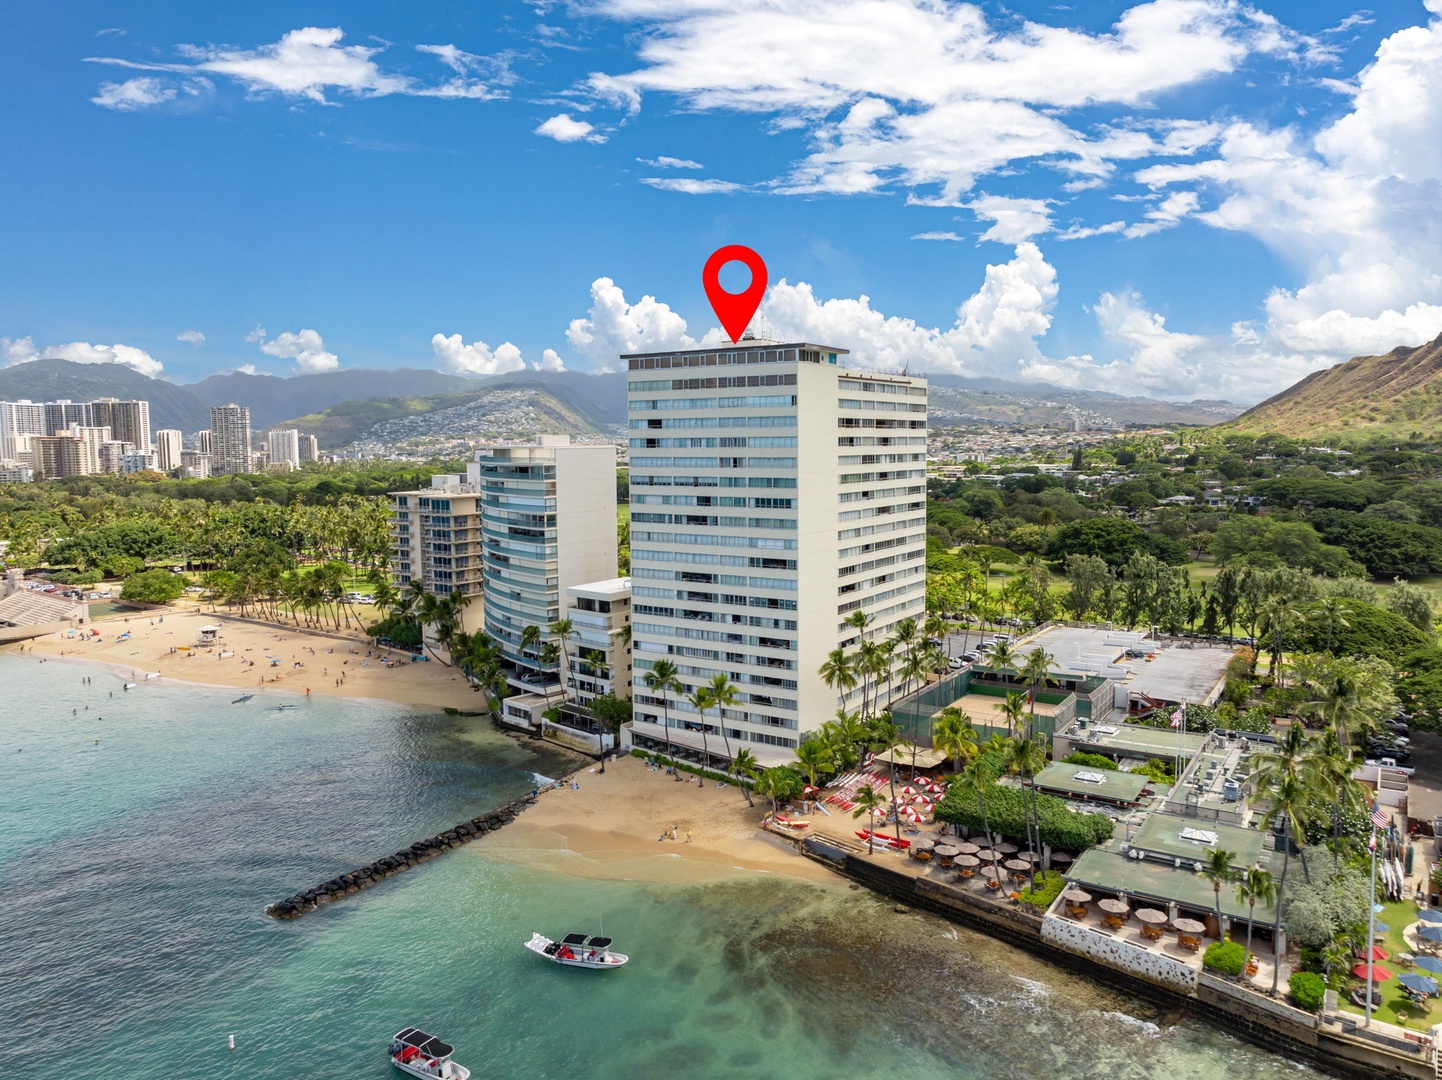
1226,333,1442,438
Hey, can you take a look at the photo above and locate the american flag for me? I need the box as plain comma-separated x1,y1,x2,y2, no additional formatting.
1371,805,1391,831
1170,707,1184,730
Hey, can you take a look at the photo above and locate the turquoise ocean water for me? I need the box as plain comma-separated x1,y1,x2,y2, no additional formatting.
0,653,1301,1079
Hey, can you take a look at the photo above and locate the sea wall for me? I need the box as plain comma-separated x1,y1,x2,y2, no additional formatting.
800,840,1433,1080
265,791,537,918
1042,913,1198,993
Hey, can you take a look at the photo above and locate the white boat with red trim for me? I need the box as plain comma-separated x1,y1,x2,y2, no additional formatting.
525,931,629,968
389,1028,471,1079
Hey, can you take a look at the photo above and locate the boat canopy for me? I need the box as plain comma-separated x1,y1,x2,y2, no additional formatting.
393,1028,453,1058
587,937,612,949
561,933,589,945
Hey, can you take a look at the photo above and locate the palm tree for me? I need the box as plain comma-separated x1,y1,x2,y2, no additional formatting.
992,690,1028,740
955,757,1001,886
818,647,858,715
1249,724,1313,996
642,659,683,780
1234,867,1278,979
1258,594,1302,685
932,708,978,774
857,638,887,717
704,671,741,764
519,624,542,676
549,617,576,703
1197,848,1240,938
687,685,713,787
792,738,834,792
986,639,1018,686
1018,646,1056,736
851,785,887,853
1310,597,1351,653
538,641,561,705
731,747,760,807
1005,735,1050,888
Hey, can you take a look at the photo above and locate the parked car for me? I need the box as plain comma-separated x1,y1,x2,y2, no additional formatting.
961,651,980,662
169,566,185,574
948,656,964,669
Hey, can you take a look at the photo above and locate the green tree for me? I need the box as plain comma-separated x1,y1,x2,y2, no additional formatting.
642,659,684,781
954,757,1001,886
731,747,760,808
1234,867,1278,979
932,708,978,773
589,693,632,774
992,691,1028,739
119,568,184,604
1196,848,1240,936
851,785,887,853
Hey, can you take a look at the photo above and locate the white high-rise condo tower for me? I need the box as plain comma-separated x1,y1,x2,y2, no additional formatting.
209,405,253,475
624,340,928,765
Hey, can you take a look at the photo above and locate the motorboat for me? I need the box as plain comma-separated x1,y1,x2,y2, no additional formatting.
389,1028,470,1079
231,693,254,704
525,931,628,969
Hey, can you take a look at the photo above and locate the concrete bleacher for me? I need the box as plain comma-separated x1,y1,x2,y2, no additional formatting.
0,590,84,627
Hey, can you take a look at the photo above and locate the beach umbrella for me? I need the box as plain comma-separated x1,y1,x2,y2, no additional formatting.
1418,925,1442,943
1358,945,1390,963
1098,898,1130,915
1414,957,1442,974
1353,963,1393,981
872,806,889,818
1399,973,1439,995
1173,918,1206,934
955,854,981,868
954,842,980,855
1003,859,1030,872
1418,910,1442,924
1135,908,1168,924
928,783,946,794
1061,887,1093,903
914,838,937,852
902,785,919,796
913,794,931,804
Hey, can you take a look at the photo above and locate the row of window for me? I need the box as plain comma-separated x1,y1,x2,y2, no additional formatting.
636,624,796,649
631,532,796,550
838,515,926,540
839,532,921,559
630,437,798,449
628,373,798,391
837,378,926,397
838,399,926,413
839,470,927,483
631,513,796,529
838,418,926,429
628,415,796,429
837,435,927,447
838,485,920,504
627,348,825,369
630,456,798,469
632,495,795,509
631,395,797,411
632,567,798,591
837,579,923,615
631,475,797,489
836,453,925,465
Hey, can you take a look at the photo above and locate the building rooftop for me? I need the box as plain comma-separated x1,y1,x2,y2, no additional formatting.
1033,762,1151,804
620,340,850,359
1121,645,1233,706
1125,811,1266,868
1064,720,1210,762
1067,847,1277,922
567,577,632,597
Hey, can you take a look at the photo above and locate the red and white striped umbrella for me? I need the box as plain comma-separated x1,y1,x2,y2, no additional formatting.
902,785,919,796
913,794,932,805
872,806,889,818
903,807,924,822
928,783,946,794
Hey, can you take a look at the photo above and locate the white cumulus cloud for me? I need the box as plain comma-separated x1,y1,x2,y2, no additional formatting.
92,77,177,111
257,328,340,373
176,329,205,345
87,27,514,107
536,113,605,143
638,155,703,169
431,333,527,376
1,335,164,377
639,176,741,193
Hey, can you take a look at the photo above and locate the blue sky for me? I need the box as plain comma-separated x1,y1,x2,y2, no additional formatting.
0,1,1438,402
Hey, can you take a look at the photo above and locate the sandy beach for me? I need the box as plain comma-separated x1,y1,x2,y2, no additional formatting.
487,753,839,886
7,604,834,887
7,606,484,712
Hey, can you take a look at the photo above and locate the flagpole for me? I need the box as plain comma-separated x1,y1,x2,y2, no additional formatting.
1366,808,1379,1028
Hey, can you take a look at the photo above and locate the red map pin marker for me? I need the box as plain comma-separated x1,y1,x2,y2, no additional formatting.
703,245,768,343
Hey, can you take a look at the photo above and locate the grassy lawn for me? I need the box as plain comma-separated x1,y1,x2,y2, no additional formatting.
1337,899,1440,1029
618,505,630,526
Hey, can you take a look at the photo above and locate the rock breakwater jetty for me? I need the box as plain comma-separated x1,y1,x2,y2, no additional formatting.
265,791,536,918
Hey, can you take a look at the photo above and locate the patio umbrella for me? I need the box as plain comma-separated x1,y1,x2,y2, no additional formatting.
1418,910,1442,924
1357,945,1390,963
954,842,980,855
914,839,937,852
1049,851,1075,863
1399,973,1440,995
1098,898,1130,914
928,783,946,794
1418,925,1442,942
1003,859,1030,872
902,786,919,796
1353,963,1393,981
955,854,981,868
995,842,1020,855
871,806,889,818
1135,908,1168,924
1017,851,1042,864
913,794,932,804
1414,957,1442,974
1173,918,1207,934
903,807,924,822
1061,887,1093,903
976,850,1002,862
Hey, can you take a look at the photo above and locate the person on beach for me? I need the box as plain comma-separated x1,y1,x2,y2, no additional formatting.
671,826,678,841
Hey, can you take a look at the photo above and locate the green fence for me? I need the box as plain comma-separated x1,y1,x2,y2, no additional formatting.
889,669,1073,747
